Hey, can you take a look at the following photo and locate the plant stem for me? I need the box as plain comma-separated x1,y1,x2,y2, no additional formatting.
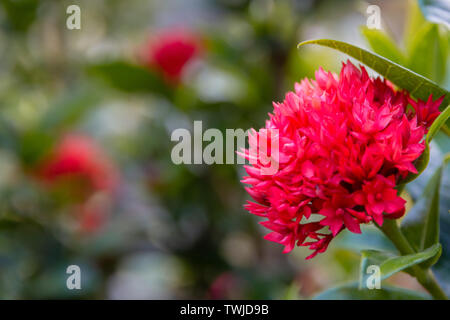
378,218,448,300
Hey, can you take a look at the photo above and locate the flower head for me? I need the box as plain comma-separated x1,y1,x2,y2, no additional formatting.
241,61,442,259
141,29,202,82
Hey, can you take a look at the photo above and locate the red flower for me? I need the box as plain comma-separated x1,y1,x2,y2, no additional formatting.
353,175,406,225
39,134,118,193
38,134,118,233
241,61,442,258
319,190,363,236
408,94,443,127
141,29,202,82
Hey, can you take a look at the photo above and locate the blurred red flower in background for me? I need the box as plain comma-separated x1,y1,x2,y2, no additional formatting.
37,134,118,233
208,272,243,299
39,134,118,193
140,29,202,82
241,61,443,259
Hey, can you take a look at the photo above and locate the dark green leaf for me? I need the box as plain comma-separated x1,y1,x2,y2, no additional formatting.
314,282,431,300
402,157,449,251
86,61,172,97
432,162,450,295
19,130,54,167
297,39,450,109
0,0,39,33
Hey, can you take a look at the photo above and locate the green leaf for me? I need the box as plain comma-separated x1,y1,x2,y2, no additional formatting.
360,27,405,65
432,161,450,294
418,0,450,27
407,23,448,84
297,39,450,109
405,0,427,50
427,104,450,143
0,0,39,33
86,61,172,97
19,130,54,167
314,282,431,300
402,156,450,251
359,244,442,288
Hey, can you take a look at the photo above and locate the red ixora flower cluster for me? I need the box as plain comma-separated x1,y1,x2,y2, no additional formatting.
141,29,202,82
38,134,118,233
241,61,443,259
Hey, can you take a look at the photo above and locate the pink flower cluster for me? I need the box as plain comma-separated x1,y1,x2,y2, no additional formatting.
242,61,442,259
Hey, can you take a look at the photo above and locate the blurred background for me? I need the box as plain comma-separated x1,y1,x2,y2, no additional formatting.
0,0,449,299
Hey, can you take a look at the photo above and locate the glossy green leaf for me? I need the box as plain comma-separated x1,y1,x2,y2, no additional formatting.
407,23,448,84
418,0,450,27
0,0,39,33
86,61,172,97
360,27,405,65
359,244,442,288
314,282,431,300
402,156,450,252
297,39,450,109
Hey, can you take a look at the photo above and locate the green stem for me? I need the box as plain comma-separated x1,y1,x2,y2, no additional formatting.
378,219,448,300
